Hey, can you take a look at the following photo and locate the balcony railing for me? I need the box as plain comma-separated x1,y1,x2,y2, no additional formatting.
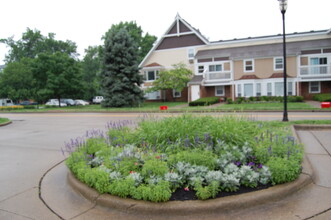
299,64,331,78
204,71,232,82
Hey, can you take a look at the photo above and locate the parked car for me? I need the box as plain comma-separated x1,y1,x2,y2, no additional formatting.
74,99,89,106
92,96,104,104
19,100,38,106
45,99,67,107
60,99,75,106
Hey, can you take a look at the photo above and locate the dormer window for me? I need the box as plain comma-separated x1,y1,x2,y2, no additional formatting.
145,70,159,81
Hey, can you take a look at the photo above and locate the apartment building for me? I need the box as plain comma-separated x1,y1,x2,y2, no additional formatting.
140,14,331,102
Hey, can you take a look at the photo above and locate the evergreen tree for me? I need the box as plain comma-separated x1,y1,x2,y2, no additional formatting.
101,28,144,107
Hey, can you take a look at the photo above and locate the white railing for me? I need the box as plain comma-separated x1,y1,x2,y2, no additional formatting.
204,71,232,82
299,64,331,78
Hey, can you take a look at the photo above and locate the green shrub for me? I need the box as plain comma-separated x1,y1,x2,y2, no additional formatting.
108,178,136,198
287,96,304,102
313,93,331,102
227,98,233,104
141,159,169,178
189,97,220,106
267,157,301,185
131,181,171,202
84,168,110,193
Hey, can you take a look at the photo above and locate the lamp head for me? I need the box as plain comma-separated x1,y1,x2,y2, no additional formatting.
278,0,288,13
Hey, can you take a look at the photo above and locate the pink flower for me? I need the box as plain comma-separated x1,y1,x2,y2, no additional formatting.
130,171,136,174
155,155,161,159
134,162,138,166
184,187,189,191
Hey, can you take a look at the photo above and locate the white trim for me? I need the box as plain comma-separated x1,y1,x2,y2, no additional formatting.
215,86,225,96
309,81,321,93
173,89,182,98
274,57,284,71
164,32,194,38
244,59,254,72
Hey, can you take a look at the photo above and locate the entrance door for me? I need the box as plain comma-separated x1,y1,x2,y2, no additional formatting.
191,85,200,101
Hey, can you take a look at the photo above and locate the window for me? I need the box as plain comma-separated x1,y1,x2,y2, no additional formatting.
256,83,261,96
309,81,320,93
288,82,293,96
188,48,195,59
209,64,222,72
198,65,204,74
267,83,272,96
274,57,284,70
173,89,182,98
244,83,253,97
145,70,159,81
144,90,161,100
244,59,254,72
215,86,225,96
275,82,284,96
237,84,242,97
310,57,328,74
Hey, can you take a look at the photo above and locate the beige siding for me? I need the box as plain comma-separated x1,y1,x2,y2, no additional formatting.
300,57,308,65
143,48,195,72
234,57,297,80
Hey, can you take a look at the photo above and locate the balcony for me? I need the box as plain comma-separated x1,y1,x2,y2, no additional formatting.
299,64,331,80
203,71,233,84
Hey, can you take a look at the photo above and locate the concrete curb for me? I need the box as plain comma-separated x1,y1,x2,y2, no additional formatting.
0,120,12,127
66,125,316,217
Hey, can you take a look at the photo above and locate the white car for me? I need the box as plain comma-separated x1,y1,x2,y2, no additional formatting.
45,99,67,107
74,99,89,106
92,96,104,104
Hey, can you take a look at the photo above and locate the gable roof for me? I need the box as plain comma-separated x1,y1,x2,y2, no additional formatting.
139,14,209,67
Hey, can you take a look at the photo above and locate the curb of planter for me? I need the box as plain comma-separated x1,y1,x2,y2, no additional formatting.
0,121,12,127
67,126,315,217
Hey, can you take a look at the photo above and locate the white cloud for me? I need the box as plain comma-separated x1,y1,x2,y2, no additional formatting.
1,0,330,64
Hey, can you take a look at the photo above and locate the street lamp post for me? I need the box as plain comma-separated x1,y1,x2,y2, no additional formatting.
278,0,289,122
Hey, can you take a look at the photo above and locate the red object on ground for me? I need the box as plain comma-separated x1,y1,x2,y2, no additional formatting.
321,102,331,108
160,106,168,110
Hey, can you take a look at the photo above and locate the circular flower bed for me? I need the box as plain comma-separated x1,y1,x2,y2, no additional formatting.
64,115,303,202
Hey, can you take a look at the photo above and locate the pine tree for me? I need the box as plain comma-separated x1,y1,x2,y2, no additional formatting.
101,28,144,107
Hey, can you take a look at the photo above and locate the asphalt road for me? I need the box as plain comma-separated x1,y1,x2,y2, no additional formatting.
0,112,330,219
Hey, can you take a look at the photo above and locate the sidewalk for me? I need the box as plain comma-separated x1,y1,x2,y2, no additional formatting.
39,126,331,220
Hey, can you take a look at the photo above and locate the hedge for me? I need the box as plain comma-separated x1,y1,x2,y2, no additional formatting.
313,94,331,102
189,97,220,106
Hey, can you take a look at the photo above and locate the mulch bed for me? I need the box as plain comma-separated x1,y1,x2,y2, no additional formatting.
169,183,273,201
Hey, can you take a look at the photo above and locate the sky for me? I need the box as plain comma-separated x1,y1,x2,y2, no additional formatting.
0,0,330,65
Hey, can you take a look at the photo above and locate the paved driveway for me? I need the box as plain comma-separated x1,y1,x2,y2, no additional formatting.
0,112,330,219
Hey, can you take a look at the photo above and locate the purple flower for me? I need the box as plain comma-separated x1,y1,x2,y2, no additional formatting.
258,164,263,169
248,162,255,167
235,161,241,166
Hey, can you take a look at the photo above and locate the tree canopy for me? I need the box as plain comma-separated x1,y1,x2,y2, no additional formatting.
0,28,78,63
101,28,144,107
32,52,83,104
103,21,156,63
147,63,193,99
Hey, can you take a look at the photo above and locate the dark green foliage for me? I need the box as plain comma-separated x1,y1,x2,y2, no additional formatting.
101,28,144,107
226,98,233,104
233,96,304,104
102,21,157,63
81,46,103,101
0,58,35,102
32,52,83,104
313,93,331,102
0,28,77,63
189,97,220,106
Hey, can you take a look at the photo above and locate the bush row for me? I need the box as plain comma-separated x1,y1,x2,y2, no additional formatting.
313,93,331,102
189,97,220,106
227,96,304,104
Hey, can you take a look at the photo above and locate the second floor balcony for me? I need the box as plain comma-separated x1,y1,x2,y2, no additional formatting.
299,64,331,79
203,71,232,82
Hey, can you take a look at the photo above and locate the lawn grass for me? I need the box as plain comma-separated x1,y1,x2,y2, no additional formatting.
0,102,187,113
218,102,316,111
0,118,10,124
